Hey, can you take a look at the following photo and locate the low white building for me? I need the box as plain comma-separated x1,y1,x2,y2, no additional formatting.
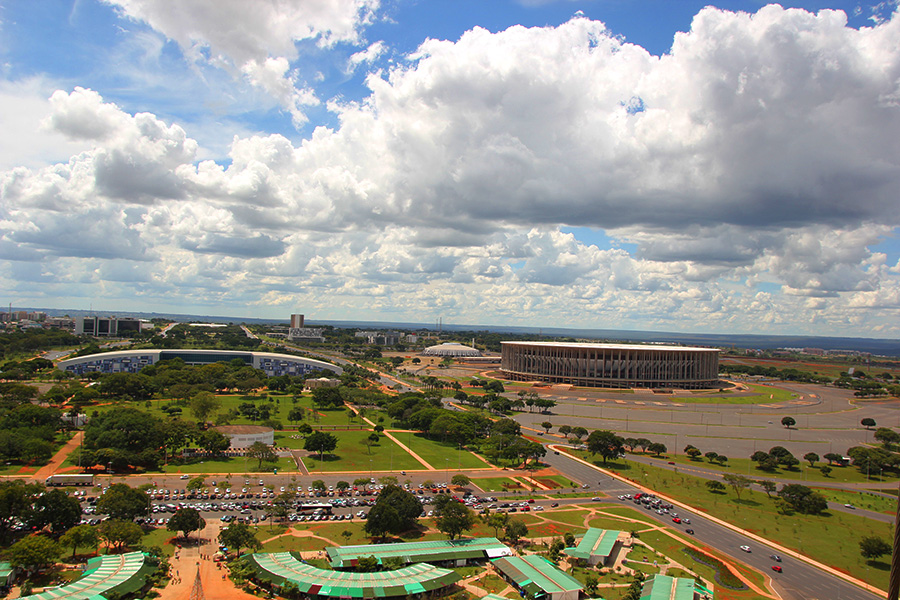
213,425,274,448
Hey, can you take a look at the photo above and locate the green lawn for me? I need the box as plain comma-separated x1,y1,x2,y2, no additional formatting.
671,383,799,404
817,488,897,513
396,432,490,470
576,453,893,592
301,429,424,473
471,477,526,492
651,454,899,485
162,455,297,474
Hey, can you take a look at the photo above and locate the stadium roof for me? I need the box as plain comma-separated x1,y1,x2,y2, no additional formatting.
640,575,699,600
248,552,461,598
501,341,718,352
563,529,621,561
327,537,511,568
492,554,583,597
19,552,154,600
421,342,483,357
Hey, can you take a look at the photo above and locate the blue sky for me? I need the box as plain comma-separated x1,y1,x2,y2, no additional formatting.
1,0,899,337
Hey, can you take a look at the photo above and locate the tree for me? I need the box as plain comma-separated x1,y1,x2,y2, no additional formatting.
823,452,843,465
558,425,572,440
704,451,719,463
98,519,143,552
355,555,379,572
803,452,819,467
6,535,62,570
168,507,206,539
247,441,278,470
311,480,326,491
685,446,702,460
584,573,599,595
304,431,338,460
451,474,470,487
861,418,877,430
189,391,221,423
31,488,81,534
433,495,476,540
483,510,509,538
504,519,528,544
218,521,263,556
722,474,752,501
781,416,796,429
364,485,422,539
820,465,832,477
540,421,553,433
647,443,667,457
778,483,828,515
705,480,726,494
198,429,231,454
336,481,350,492
874,427,900,450
571,426,588,441
97,483,149,522
757,480,777,498
298,422,313,436
586,430,624,464
714,455,728,466
186,476,207,492
60,524,100,558
860,536,892,561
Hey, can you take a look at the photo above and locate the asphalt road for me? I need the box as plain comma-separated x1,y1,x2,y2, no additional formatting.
540,449,884,600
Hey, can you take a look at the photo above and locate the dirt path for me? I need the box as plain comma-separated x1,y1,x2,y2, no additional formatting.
33,430,83,481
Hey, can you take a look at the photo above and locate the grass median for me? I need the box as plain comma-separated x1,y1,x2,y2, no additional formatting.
572,451,892,592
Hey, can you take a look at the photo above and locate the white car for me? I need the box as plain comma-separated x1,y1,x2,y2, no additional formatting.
180,474,189,480
740,545,751,553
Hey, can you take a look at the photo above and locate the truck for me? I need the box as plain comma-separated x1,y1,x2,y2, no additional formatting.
45,474,94,487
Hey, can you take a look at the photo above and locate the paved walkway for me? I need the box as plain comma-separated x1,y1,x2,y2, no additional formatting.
157,521,258,600
33,430,83,481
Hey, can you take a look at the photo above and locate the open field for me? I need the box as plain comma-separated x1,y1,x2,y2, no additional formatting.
162,455,297,474
574,452,893,591
301,429,423,473
646,454,900,485
471,477,526,492
397,432,491,470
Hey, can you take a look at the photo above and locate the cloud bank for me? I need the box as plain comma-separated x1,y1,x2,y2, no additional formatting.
2,4,899,335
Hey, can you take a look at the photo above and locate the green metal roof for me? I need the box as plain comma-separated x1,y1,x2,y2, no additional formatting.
248,552,461,598
640,575,698,600
327,537,511,568
492,554,583,597
19,552,154,600
563,528,621,560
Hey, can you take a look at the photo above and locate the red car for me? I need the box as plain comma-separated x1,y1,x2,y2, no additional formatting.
672,517,681,524
771,566,782,573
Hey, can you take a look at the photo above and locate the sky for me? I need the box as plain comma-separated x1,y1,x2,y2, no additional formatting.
1,0,900,337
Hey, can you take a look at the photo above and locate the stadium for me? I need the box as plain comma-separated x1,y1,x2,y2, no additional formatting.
57,349,342,378
500,341,719,390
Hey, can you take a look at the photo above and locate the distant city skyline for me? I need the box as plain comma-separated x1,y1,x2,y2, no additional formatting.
1,1,899,337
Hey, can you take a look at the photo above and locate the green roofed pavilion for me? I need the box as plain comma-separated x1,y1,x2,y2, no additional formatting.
492,554,583,600
563,528,622,565
640,574,702,600
248,552,461,598
327,537,511,568
19,552,155,600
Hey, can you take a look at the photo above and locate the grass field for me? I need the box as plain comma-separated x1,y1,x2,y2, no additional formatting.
573,452,893,591
649,454,900,485
397,432,491,470
161,455,297,474
471,477,526,492
301,430,423,473
675,383,799,404
816,488,897,513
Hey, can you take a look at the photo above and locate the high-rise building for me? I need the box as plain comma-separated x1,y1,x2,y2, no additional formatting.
290,314,305,328
75,316,142,337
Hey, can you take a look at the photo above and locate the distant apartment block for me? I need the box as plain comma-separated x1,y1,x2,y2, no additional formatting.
290,313,305,328
75,316,144,337
288,327,325,343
